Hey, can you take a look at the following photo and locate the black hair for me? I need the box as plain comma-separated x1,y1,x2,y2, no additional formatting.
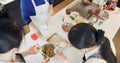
68,23,117,63
0,21,23,53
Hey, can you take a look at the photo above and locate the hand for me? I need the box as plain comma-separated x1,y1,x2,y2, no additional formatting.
21,46,37,57
48,5,54,16
42,57,50,63
36,30,44,38
29,21,43,38
27,46,38,54
48,9,54,16
113,1,117,5
57,52,67,61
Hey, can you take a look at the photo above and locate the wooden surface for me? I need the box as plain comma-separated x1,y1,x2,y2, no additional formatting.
113,28,120,63
53,0,74,14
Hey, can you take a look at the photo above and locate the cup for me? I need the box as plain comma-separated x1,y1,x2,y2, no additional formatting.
44,15,51,30
75,16,84,24
66,8,71,15
62,22,73,32
54,47,63,54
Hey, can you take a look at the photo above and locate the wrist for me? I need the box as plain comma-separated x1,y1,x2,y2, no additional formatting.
21,50,30,57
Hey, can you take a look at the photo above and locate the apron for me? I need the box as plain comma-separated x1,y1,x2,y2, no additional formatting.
30,0,50,36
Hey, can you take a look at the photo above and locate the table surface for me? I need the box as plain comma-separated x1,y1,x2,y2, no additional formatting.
0,0,14,5
19,0,120,63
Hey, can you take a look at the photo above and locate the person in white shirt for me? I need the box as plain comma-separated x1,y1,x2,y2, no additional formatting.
58,23,117,63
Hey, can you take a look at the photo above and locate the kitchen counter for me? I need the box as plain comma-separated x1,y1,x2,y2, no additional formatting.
19,0,120,63
0,0,14,5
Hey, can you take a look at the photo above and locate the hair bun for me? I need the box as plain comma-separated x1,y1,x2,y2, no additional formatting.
96,29,105,44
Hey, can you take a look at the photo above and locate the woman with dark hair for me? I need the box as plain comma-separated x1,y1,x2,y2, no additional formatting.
0,22,38,63
116,0,120,13
68,23,117,63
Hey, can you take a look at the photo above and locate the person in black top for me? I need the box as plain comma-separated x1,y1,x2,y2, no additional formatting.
68,23,117,63
0,20,37,63
115,0,120,13
117,0,120,8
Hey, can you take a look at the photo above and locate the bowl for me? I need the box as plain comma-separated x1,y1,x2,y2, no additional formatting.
66,8,71,15
75,16,84,24
42,44,55,58
62,22,73,32
70,12,79,18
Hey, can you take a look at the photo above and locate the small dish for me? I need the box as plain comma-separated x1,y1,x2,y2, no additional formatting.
75,16,84,24
70,11,79,18
62,22,73,32
66,8,71,15
54,47,63,54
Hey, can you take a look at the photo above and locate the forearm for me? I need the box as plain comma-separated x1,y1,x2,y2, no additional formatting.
21,46,38,57
49,4,53,9
29,21,39,31
64,60,71,63
57,52,71,63
115,0,118,3
29,21,43,37
21,50,30,57
48,4,54,15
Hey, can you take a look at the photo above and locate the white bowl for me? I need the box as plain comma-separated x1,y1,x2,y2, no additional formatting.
70,11,80,18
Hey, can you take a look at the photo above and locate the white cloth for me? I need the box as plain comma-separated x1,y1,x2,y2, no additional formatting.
85,46,101,60
30,0,51,36
85,58,107,63
84,46,107,63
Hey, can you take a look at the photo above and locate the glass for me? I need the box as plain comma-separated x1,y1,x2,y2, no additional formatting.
54,47,63,54
89,15,98,25
44,15,51,30
62,22,73,32
98,19,104,26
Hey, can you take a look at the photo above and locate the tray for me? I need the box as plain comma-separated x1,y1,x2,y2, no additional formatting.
47,33,68,48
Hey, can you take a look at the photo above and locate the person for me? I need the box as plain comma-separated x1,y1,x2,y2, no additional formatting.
116,0,120,13
105,0,116,11
0,21,38,63
20,0,54,38
58,23,117,63
68,23,117,63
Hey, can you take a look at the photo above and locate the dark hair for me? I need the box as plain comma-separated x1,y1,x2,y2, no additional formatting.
0,22,23,53
68,23,117,63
